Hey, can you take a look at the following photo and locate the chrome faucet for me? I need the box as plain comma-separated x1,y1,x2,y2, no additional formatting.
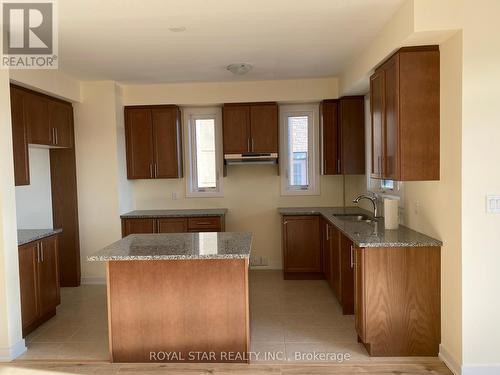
353,194,381,218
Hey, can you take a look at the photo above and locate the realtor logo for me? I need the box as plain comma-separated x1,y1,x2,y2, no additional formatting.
1,0,58,69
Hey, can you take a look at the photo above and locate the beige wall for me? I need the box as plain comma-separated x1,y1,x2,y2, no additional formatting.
402,32,463,369
123,77,338,105
461,0,500,368
74,82,131,282
0,69,24,358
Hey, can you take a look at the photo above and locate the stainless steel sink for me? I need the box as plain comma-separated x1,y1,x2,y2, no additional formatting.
333,213,377,223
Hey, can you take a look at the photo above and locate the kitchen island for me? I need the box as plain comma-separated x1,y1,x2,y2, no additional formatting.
88,232,252,363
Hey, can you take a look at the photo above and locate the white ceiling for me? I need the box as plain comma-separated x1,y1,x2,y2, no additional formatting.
58,0,404,84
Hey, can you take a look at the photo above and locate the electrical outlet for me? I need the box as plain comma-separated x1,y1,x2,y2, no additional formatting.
486,195,500,213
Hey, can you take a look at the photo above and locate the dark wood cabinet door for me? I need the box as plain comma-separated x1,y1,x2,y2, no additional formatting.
340,234,355,315
223,105,250,154
331,226,341,300
25,92,51,145
249,104,278,153
152,107,182,178
48,100,73,148
37,236,60,316
18,242,39,331
354,247,366,342
339,97,365,175
125,108,154,179
322,220,332,282
384,56,399,180
282,216,321,274
121,218,156,237
370,71,384,179
10,86,30,186
321,100,339,175
157,218,188,233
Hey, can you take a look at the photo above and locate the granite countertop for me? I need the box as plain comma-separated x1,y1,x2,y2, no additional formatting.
278,206,442,248
120,209,228,219
18,229,62,246
88,232,252,261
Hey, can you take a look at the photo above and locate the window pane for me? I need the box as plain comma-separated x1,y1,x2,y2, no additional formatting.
287,116,309,187
195,119,216,189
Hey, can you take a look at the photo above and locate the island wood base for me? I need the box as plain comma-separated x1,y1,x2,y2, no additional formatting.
106,259,249,363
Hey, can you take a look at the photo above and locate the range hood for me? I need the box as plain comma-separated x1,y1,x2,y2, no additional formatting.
224,153,278,165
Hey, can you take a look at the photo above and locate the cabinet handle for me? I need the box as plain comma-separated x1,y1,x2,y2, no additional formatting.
154,163,158,178
195,222,212,225
247,138,251,152
40,242,44,262
350,245,354,269
326,224,329,240
324,159,327,173
51,128,56,145
251,138,254,152
337,159,341,173
149,164,153,178
55,128,58,145
36,243,40,263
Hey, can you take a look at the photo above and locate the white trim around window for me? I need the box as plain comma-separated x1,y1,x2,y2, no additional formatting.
279,103,320,196
183,107,224,197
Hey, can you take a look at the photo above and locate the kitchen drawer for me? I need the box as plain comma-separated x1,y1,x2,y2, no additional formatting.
187,216,222,231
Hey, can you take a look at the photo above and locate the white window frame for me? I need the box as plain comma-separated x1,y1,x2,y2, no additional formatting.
183,107,224,198
280,104,320,196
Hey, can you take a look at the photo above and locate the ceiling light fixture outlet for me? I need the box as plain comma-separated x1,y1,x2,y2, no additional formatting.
226,63,253,75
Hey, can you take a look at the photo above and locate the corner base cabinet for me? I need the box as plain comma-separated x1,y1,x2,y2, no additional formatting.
18,235,60,336
354,246,441,356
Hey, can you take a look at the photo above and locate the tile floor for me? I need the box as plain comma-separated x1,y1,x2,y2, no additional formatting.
17,270,369,363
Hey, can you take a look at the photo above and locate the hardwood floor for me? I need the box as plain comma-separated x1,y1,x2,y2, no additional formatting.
0,361,452,374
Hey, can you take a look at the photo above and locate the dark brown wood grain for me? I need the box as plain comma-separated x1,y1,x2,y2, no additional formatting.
121,218,156,237
222,105,250,154
48,100,73,148
321,219,332,281
340,233,354,315
152,107,182,178
107,259,249,363
339,96,365,175
157,218,188,233
282,215,322,278
10,85,30,186
24,91,51,145
18,235,60,337
320,100,339,175
125,108,154,179
50,145,81,287
371,45,440,181
187,216,222,232
370,70,385,179
249,103,278,153
357,246,441,356
354,247,366,343
331,226,342,300
18,242,39,331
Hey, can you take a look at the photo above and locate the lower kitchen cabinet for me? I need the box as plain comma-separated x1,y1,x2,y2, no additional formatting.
321,219,332,282
282,215,322,279
18,235,60,336
121,216,223,237
354,246,441,356
330,226,342,301
340,234,355,315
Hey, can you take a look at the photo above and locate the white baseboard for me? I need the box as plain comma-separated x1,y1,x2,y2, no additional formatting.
439,343,461,375
81,277,106,285
462,364,500,375
0,339,26,361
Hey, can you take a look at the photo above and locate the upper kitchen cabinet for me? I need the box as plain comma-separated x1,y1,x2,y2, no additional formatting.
321,97,365,175
48,100,74,148
24,91,51,145
223,102,278,154
370,45,440,181
10,86,30,186
124,105,182,180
